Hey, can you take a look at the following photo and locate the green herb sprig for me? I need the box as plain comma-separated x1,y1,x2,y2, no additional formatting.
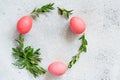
57,7,73,18
31,3,54,18
68,34,88,68
12,35,46,78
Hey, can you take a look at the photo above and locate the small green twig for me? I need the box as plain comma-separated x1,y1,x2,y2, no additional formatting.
68,34,88,68
68,52,81,68
31,3,54,18
57,7,73,19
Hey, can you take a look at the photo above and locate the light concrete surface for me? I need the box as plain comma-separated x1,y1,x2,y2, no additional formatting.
0,0,120,80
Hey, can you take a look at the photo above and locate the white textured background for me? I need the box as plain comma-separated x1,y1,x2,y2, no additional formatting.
0,0,120,80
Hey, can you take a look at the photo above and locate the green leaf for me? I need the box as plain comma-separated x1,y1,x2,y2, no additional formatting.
83,39,88,45
13,59,25,69
12,48,17,52
68,53,80,68
34,48,40,54
35,13,39,17
83,46,87,52
31,8,36,13
79,34,88,52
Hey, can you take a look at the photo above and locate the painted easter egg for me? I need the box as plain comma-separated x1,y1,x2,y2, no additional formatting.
70,16,86,34
17,16,32,34
48,62,67,76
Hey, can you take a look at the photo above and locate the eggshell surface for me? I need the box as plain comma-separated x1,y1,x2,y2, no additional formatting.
48,62,67,76
70,16,86,34
17,16,32,34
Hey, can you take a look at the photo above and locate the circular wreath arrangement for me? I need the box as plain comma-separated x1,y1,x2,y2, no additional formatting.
12,3,88,78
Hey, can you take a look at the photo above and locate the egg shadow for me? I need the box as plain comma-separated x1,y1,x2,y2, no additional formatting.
44,72,62,80
31,13,49,21
11,26,28,47
10,26,19,45
62,23,79,42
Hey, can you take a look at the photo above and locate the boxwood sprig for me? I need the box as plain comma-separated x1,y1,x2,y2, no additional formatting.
68,34,88,68
31,3,54,18
12,35,46,78
57,7,73,18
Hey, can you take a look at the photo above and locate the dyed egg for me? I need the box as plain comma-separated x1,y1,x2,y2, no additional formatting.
17,16,32,34
70,16,86,34
48,62,67,76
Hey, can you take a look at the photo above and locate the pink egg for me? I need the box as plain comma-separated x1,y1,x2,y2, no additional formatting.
48,62,67,76
70,16,86,34
17,16,33,34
